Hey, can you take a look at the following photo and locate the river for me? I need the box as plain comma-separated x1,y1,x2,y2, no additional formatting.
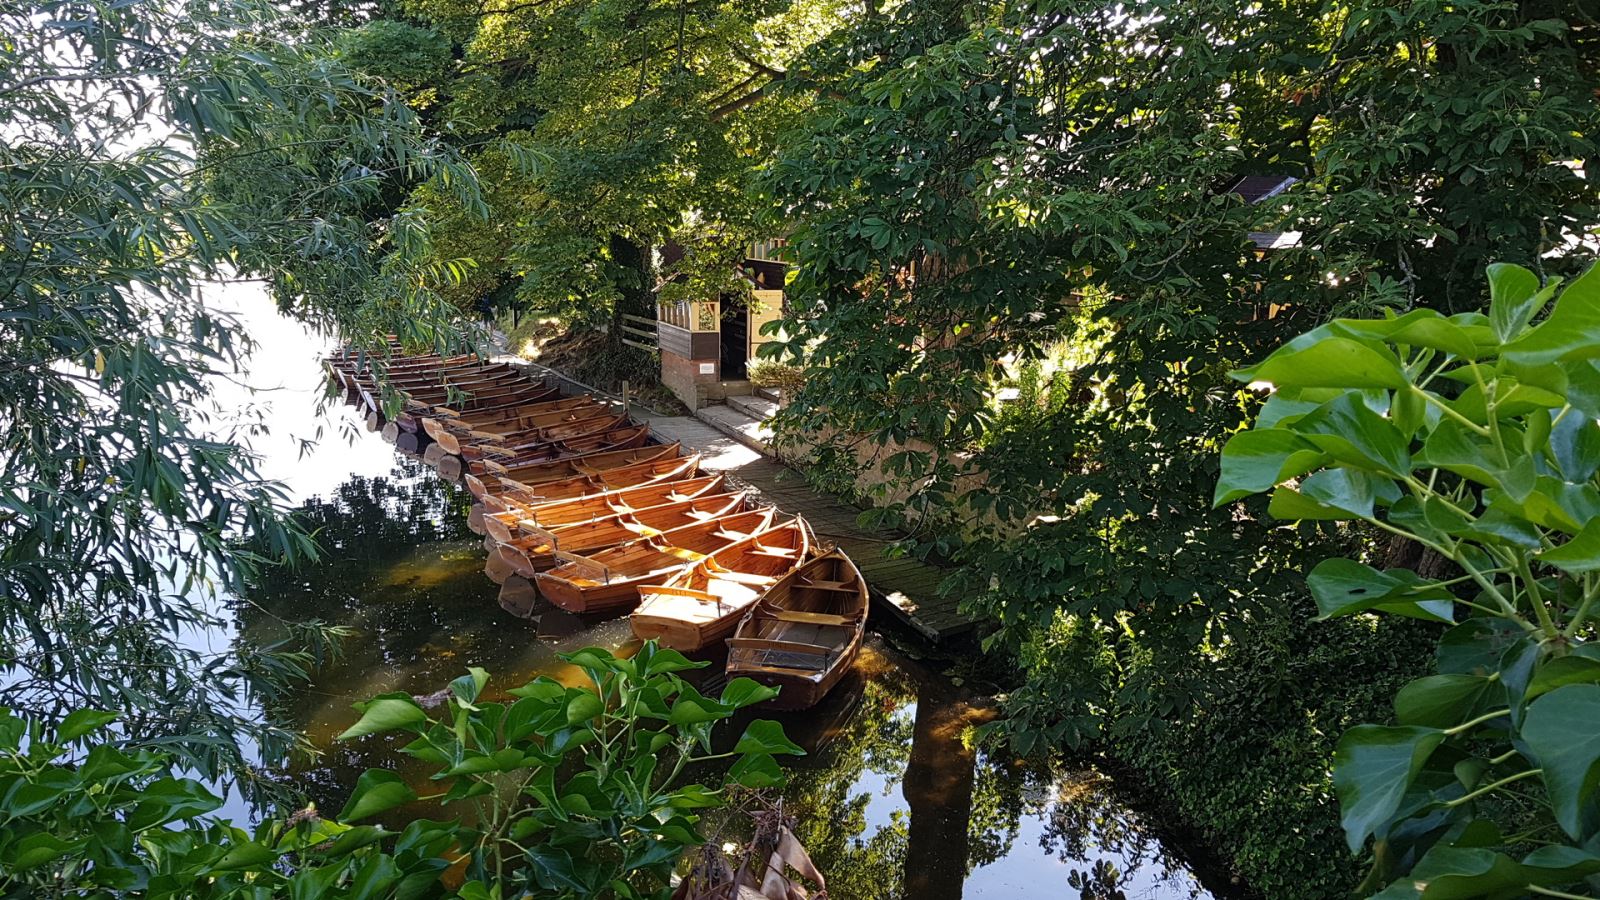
213,284,1231,900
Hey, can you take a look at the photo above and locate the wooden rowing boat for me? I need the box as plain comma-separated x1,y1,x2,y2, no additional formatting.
478,451,697,516
462,441,681,500
437,423,652,482
427,399,604,456
722,549,868,709
421,395,600,445
487,490,751,583
628,519,811,652
398,375,544,411
480,469,723,544
448,422,649,479
534,507,781,615
385,386,563,441
453,412,628,462
394,384,565,436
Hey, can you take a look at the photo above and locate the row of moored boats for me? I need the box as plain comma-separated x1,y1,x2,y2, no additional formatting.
324,349,867,709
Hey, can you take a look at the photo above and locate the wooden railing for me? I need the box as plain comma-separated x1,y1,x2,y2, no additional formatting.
657,299,721,333
619,313,659,352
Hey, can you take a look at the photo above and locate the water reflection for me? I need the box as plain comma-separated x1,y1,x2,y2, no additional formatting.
238,466,1221,900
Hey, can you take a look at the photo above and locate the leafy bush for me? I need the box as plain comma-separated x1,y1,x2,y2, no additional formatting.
746,359,806,394
1219,262,1600,897
0,643,800,899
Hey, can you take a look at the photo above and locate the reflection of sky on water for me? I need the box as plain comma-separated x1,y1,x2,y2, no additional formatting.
198,281,1225,900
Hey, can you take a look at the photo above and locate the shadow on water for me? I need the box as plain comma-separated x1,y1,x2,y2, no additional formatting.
237,462,1229,900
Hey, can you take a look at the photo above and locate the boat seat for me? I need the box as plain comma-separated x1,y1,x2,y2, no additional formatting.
712,571,777,587
726,637,834,656
767,610,855,627
734,662,827,676
798,578,857,593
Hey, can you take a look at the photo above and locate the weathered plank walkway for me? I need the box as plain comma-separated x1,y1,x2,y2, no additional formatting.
636,412,976,643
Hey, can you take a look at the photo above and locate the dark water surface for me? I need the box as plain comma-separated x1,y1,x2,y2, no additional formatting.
223,290,1226,900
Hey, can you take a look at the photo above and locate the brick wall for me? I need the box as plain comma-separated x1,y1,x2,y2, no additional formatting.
661,350,718,410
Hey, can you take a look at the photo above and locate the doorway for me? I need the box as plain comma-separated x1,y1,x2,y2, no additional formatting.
718,298,748,380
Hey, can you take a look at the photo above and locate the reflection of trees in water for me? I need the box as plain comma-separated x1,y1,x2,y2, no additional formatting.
774,652,1030,900
234,464,516,815
1039,770,1207,900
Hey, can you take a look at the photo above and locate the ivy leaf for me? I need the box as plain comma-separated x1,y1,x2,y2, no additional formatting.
338,770,418,822
1386,845,1529,896
1522,684,1600,840
1294,393,1412,476
1333,724,1447,853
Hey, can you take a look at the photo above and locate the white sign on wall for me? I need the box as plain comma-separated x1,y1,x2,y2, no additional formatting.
699,362,715,375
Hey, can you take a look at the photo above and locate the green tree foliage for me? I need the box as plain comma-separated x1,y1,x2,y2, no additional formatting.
0,644,799,898
757,0,1598,891
1220,263,1600,898
351,0,848,329
0,0,483,795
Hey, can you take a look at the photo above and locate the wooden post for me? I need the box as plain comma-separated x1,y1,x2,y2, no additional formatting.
621,379,631,415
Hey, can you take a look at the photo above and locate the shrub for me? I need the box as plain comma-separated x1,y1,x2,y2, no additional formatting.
747,359,806,394
0,643,800,899
1219,262,1600,897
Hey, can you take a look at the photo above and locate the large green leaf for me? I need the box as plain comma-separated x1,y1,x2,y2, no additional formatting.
1487,262,1548,343
1294,393,1412,476
338,695,428,741
1549,409,1600,482
728,752,784,788
126,777,222,831
4,833,80,872
1233,337,1409,390
1298,468,1391,519
1501,263,1600,365
1528,647,1600,700
56,709,118,743
1334,308,1481,360
1390,845,1531,898
1306,558,1456,622
564,689,604,725
733,720,805,757
1522,684,1600,839
1538,518,1600,574
1333,724,1447,852
1394,674,1494,728
449,667,489,707
1417,419,1535,498
338,770,419,822
1213,428,1326,505
720,677,780,710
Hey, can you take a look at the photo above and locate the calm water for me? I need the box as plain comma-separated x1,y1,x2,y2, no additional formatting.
218,286,1227,900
